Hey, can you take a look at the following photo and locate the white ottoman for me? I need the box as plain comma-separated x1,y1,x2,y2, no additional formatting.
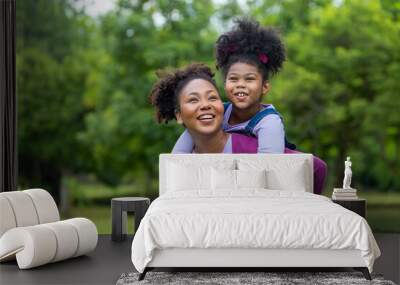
0,189,98,269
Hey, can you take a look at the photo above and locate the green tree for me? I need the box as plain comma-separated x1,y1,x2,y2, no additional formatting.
269,0,400,191
79,0,220,196
17,0,93,203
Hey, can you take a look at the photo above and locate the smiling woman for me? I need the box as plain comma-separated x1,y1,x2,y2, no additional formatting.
175,78,228,153
149,63,258,154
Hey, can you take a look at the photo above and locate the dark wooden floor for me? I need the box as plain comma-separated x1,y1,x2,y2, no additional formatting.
0,234,399,285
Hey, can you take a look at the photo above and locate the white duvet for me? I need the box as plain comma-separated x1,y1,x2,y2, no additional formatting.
131,190,380,273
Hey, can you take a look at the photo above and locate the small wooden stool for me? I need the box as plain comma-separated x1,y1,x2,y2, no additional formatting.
111,197,150,242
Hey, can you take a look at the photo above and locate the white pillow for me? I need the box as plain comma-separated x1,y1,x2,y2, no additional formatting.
166,158,236,193
166,157,236,171
238,158,309,192
167,162,211,192
211,169,267,190
211,168,237,190
236,169,267,189
265,162,308,191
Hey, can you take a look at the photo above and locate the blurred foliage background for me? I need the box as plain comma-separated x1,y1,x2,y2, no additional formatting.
16,0,400,233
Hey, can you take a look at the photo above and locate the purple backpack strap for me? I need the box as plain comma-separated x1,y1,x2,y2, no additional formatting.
231,133,258,153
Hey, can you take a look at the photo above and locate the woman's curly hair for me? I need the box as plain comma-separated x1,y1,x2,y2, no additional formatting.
215,18,286,81
149,63,218,123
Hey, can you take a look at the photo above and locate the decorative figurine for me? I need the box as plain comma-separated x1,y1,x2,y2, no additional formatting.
332,156,358,200
343,156,353,189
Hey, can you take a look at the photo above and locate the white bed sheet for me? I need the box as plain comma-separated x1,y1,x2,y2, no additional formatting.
131,190,380,273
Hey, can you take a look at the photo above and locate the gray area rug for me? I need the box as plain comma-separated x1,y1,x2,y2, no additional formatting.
116,271,396,285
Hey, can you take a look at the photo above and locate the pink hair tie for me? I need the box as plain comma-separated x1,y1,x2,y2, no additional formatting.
258,53,269,64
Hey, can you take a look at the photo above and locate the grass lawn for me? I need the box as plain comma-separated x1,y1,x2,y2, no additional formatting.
62,206,134,235
367,207,400,233
359,191,400,233
65,176,152,206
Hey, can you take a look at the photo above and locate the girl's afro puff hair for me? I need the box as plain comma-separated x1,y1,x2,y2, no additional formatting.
215,18,286,80
149,63,217,123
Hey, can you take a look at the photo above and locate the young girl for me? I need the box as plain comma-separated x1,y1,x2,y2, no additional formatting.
172,19,327,194
150,63,259,154
173,18,288,153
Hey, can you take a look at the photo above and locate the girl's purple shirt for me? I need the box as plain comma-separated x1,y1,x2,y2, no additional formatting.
191,133,258,153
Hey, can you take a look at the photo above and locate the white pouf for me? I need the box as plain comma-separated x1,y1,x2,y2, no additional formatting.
1,191,40,227
24,188,60,223
0,195,17,237
0,189,98,269
0,225,57,268
63,218,98,257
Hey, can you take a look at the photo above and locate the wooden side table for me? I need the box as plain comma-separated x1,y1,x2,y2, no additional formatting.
111,197,150,242
332,198,366,218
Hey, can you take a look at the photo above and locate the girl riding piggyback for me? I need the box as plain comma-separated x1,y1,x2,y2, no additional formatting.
173,18,327,194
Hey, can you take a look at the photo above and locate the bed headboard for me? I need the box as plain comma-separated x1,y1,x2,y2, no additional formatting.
159,154,314,195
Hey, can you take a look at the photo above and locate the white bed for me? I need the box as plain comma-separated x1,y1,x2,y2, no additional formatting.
131,154,380,280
